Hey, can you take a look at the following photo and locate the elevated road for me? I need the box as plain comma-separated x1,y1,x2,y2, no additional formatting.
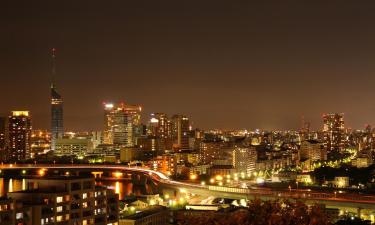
1,164,375,211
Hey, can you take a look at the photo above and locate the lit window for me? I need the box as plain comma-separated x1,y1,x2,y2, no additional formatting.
56,215,63,222
56,206,63,212
83,202,88,208
56,196,63,203
82,193,87,199
16,212,23,219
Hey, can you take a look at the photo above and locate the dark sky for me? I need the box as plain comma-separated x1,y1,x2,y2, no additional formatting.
2,1,375,131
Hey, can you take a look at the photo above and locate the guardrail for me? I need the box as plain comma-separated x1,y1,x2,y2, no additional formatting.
208,186,375,203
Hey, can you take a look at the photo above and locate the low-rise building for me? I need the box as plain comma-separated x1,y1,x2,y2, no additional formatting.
334,176,349,188
55,137,92,158
119,206,168,225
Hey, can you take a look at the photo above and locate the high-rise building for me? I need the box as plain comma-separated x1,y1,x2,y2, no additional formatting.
148,113,171,139
232,146,257,175
31,130,51,158
50,48,64,151
7,111,32,161
171,114,190,151
147,113,173,152
323,113,345,152
0,116,6,161
103,103,141,147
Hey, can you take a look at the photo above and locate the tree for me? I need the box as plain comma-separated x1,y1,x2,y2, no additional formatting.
177,199,331,225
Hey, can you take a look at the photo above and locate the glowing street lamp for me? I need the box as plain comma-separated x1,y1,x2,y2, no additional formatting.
190,174,197,180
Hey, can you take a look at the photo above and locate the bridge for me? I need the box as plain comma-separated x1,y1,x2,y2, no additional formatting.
1,164,375,216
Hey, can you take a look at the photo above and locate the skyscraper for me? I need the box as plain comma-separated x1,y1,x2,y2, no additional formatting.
147,113,173,152
148,113,171,139
103,102,142,147
171,114,190,151
323,113,345,152
0,116,6,161
50,48,64,151
7,111,32,161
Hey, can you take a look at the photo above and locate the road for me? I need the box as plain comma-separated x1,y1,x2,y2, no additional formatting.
1,164,375,210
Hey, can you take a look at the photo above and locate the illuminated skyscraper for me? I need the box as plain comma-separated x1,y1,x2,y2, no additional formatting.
7,111,32,161
103,102,142,147
148,113,171,139
0,116,6,161
171,114,190,151
323,113,345,152
147,113,173,152
50,48,64,151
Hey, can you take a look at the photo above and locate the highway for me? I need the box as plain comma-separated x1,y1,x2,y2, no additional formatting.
1,164,375,211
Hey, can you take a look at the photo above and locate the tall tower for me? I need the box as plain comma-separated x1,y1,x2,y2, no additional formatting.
50,48,64,151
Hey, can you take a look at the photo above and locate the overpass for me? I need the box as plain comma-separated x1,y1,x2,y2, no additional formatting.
1,164,375,214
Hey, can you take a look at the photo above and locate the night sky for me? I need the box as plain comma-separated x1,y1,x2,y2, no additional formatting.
2,1,375,131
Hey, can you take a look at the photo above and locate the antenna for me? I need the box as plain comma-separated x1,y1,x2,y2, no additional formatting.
51,48,56,88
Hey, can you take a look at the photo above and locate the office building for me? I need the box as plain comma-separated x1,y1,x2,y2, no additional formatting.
148,113,171,139
171,115,190,151
323,113,345,152
103,103,142,147
232,147,257,175
55,137,92,158
7,111,32,161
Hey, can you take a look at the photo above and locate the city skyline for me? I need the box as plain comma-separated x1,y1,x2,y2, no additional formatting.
2,1,375,131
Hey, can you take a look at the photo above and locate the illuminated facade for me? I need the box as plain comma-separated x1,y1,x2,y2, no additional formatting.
55,137,92,158
7,111,32,161
147,113,173,151
323,113,345,152
232,147,257,175
103,103,141,147
0,117,6,161
299,140,326,162
148,113,171,139
8,177,119,225
171,114,190,151
31,130,51,158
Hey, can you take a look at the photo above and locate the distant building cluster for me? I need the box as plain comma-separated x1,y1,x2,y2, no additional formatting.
0,77,374,195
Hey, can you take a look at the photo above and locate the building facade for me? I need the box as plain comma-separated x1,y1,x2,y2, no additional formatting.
7,111,32,161
323,113,345,152
51,84,64,152
103,103,142,147
8,176,119,225
299,140,326,162
171,115,190,151
232,147,257,175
